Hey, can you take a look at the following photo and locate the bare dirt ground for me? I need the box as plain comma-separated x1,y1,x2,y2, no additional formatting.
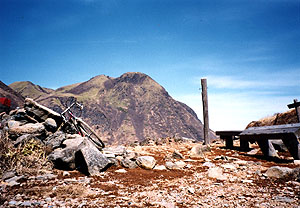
1,140,300,208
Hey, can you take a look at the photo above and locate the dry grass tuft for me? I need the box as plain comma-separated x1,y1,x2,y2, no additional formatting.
0,132,53,177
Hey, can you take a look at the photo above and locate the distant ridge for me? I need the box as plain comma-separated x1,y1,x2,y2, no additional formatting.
10,72,213,144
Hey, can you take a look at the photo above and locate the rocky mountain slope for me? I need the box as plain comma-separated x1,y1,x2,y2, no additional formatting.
9,81,54,100
0,81,24,109
9,72,210,144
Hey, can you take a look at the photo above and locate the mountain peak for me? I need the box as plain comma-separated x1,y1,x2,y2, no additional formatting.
117,72,151,84
9,72,209,144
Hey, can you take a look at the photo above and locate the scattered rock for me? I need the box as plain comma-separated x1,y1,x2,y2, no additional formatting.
44,131,66,149
36,173,57,181
265,166,293,179
189,144,211,158
203,162,215,168
154,165,167,170
136,156,156,170
115,169,127,173
14,134,34,147
294,160,300,166
5,175,25,187
207,167,227,181
21,201,32,207
172,150,184,159
63,171,70,176
221,163,237,170
8,123,45,137
165,161,176,170
2,171,16,180
247,149,259,155
274,196,294,203
174,161,186,169
7,120,21,129
43,118,57,132
124,150,139,160
121,158,138,169
103,146,126,156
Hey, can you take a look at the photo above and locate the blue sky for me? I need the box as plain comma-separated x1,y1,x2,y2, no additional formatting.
1,0,300,130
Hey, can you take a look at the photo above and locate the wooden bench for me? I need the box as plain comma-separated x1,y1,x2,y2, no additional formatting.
216,99,300,160
239,123,300,160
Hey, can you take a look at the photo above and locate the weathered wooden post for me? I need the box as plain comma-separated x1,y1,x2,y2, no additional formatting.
287,99,300,122
201,78,210,144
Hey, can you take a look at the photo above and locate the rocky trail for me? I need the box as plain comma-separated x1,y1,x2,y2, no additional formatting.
1,140,300,208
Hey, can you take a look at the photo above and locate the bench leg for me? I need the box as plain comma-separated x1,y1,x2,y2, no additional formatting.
257,140,278,158
240,139,250,151
222,136,233,149
282,136,300,160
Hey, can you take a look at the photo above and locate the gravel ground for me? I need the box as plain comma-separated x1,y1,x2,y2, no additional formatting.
1,140,300,208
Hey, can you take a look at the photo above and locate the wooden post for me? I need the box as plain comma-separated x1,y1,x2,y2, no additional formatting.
201,78,209,144
293,99,300,122
287,99,300,122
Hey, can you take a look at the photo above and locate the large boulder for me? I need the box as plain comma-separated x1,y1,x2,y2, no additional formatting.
76,138,112,175
48,135,84,170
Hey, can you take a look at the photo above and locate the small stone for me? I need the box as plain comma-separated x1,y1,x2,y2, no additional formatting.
234,160,248,166
121,158,138,169
247,149,259,155
266,166,293,179
241,179,253,183
44,118,57,132
36,173,57,181
172,150,184,159
115,169,127,173
2,171,16,180
103,146,126,156
203,162,215,168
154,165,167,170
189,144,211,158
8,200,17,206
165,161,176,170
294,160,300,166
21,201,32,207
174,161,186,169
45,197,52,202
125,151,139,160
63,171,70,177
188,187,195,194
136,156,156,169
274,196,294,203
207,167,227,181
221,163,236,170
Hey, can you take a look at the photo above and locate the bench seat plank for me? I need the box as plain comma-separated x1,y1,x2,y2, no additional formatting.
240,123,300,138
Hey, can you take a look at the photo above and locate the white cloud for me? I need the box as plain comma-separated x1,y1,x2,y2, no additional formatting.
174,91,293,131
